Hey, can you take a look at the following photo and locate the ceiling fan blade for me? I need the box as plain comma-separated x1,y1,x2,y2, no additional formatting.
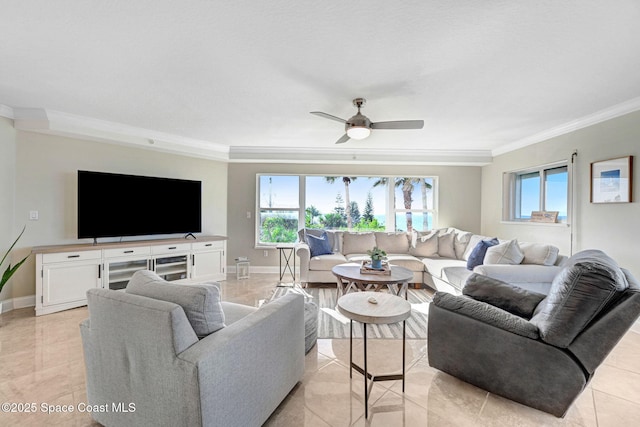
311,111,346,123
335,134,350,144
371,120,424,130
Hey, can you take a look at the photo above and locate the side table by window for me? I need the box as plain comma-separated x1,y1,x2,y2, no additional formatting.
276,244,296,284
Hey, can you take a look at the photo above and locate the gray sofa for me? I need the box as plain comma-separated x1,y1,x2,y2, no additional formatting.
80,271,304,427
296,228,566,294
428,250,640,417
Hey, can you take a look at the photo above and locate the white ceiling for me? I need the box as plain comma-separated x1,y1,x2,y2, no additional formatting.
2,1,640,164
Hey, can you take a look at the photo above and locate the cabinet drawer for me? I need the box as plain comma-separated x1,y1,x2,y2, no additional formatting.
151,243,191,255
192,241,224,251
104,246,151,258
42,250,102,264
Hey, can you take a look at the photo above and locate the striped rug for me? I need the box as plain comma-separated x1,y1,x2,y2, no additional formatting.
270,286,431,339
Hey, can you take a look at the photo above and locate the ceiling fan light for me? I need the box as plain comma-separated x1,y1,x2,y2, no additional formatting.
346,126,371,140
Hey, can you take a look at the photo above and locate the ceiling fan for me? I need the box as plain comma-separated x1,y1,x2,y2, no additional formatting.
311,98,424,144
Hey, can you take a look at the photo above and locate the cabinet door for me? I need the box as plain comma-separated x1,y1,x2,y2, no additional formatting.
42,260,101,307
191,251,224,281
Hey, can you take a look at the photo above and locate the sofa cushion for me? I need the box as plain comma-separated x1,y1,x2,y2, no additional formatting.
442,266,474,288
386,254,426,272
423,257,467,279
309,253,348,270
375,232,410,254
410,231,439,257
342,232,376,255
462,234,492,261
463,273,546,319
466,238,499,270
126,270,225,338
530,250,628,348
484,239,524,265
307,231,333,257
519,242,560,266
437,232,456,258
301,228,339,253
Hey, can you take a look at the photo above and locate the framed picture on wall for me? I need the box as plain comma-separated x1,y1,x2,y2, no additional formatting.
590,156,633,203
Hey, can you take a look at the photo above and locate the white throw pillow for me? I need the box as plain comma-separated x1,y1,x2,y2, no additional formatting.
375,232,410,254
484,239,524,265
437,232,456,259
342,232,376,255
519,242,560,266
453,231,472,260
410,231,439,257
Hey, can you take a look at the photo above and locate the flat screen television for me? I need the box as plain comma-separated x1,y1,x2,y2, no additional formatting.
77,170,202,239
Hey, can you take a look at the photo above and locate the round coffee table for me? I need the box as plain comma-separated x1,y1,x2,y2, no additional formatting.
337,291,411,419
331,263,413,299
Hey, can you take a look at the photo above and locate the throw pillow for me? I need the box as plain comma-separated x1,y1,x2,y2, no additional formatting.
462,234,491,261
454,231,472,260
437,232,457,258
375,232,410,254
307,232,333,257
484,239,524,265
410,231,439,257
519,242,560,266
342,232,376,255
463,273,546,319
126,270,225,338
466,238,499,270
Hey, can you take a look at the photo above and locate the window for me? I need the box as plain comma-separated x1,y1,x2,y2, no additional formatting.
505,163,568,222
257,175,300,245
256,174,438,246
393,178,436,232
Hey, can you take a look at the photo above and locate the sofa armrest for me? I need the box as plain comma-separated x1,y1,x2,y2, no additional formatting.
178,293,305,427
463,273,546,319
433,292,539,339
295,242,311,283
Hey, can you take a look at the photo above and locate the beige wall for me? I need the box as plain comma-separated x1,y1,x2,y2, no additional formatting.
227,163,482,267
481,110,640,278
0,117,17,301
6,130,228,301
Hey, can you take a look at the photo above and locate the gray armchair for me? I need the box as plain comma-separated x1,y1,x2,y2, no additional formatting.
428,249,640,417
80,276,304,427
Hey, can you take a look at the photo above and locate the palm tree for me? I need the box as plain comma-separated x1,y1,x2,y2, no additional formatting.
324,176,358,229
420,178,433,230
372,177,432,232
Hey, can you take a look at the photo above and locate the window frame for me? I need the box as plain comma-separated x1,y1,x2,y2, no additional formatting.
255,173,439,247
503,161,569,223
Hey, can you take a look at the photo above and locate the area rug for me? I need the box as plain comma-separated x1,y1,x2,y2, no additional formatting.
270,286,431,339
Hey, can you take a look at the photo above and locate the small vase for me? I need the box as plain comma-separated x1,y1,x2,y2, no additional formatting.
371,259,382,269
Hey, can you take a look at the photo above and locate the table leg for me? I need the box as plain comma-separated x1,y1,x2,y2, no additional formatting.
349,320,353,379
363,322,368,419
403,319,406,392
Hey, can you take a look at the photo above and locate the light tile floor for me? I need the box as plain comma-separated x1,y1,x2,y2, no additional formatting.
1,273,639,426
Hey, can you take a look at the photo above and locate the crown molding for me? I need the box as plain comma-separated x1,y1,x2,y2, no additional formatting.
11,107,230,161
493,96,640,156
0,104,15,119
229,146,493,166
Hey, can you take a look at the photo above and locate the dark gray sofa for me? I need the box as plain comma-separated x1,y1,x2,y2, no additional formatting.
427,249,640,417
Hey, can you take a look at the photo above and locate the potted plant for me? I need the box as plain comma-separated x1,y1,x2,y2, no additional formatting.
367,246,387,269
1,226,29,294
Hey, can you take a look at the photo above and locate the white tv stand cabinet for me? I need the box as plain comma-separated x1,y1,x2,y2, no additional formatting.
32,236,227,316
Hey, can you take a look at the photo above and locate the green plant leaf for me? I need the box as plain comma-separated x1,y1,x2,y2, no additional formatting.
1,255,30,290
1,226,26,267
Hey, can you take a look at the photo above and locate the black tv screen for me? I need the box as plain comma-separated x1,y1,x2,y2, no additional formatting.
78,170,202,239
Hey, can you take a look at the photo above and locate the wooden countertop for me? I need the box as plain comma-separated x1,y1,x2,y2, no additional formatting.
32,235,227,254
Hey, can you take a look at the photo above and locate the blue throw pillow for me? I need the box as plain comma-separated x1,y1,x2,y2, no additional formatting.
307,232,333,257
466,238,499,270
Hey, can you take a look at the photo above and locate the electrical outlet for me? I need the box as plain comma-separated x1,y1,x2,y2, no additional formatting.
246,211,251,219
263,250,268,257
29,210,39,220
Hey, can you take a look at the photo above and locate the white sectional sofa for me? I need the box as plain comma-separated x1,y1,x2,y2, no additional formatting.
295,228,567,295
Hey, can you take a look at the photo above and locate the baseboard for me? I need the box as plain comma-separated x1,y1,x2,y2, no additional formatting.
0,295,35,314
227,265,299,274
